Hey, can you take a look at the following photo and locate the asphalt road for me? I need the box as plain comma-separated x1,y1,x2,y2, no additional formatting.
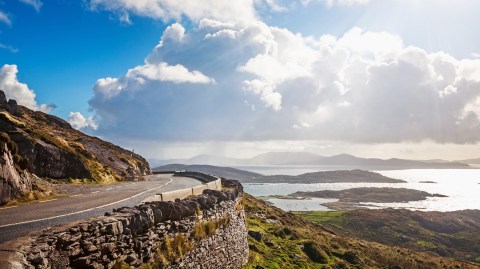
0,174,201,244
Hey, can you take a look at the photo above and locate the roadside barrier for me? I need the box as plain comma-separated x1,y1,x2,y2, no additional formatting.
149,172,222,202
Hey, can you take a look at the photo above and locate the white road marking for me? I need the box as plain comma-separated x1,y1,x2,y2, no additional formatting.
106,188,113,191
91,191,100,194
0,178,174,229
39,199,57,203
69,194,83,198
0,206,18,210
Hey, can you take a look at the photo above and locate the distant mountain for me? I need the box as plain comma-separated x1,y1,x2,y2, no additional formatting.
249,152,323,165
457,158,480,164
186,154,243,165
153,164,262,181
153,164,405,184
316,154,468,168
153,152,470,169
148,158,186,167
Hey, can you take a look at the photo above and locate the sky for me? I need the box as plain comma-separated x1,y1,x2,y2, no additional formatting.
1,0,480,161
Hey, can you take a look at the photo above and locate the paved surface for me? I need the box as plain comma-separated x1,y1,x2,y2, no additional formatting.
0,174,201,244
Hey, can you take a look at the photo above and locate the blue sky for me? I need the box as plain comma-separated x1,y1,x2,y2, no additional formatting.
1,0,169,117
1,0,480,160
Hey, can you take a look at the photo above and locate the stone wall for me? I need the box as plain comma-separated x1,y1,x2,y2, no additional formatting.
7,179,248,269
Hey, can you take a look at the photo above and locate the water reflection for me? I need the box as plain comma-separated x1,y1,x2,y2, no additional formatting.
244,169,480,212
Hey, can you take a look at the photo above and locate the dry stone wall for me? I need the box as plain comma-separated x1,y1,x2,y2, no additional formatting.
11,179,248,269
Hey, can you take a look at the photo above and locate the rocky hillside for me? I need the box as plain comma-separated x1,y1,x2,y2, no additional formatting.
0,90,150,204
243,194,478,268
0,132,34,204
295,209,480,264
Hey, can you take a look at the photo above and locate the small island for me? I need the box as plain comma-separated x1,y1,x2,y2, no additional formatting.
290,187,447,203
243,170,406,184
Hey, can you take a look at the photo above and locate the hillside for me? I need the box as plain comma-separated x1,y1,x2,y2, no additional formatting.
0,91,151,204
243,194,477,268
294,209,480,264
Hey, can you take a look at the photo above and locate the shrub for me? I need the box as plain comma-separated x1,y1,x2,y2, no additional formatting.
112,260,130,269
13,154,29,170
205,220,217,236
6,139,18,154
303,241,330,264
193,221,206,240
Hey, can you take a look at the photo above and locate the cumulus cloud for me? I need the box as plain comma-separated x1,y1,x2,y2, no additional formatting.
0,10,11,26
87,20,480,144
0,64,55,113
88,0,258,24
92,60,214,101
19,0,44,12
67,112,98,130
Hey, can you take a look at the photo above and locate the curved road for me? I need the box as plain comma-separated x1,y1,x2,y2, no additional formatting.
0,174,201,244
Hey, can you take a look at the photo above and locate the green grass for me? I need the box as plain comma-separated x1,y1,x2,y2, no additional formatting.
243,194,478,269
293,211,347,223
417,240,436,249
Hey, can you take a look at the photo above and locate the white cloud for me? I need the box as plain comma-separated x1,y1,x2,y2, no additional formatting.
262,0,288,12
87,21,480,145
88,0,258,24
0,10,11,26
326,0,370,6
0,43,19,53
67,112,98,130
92,61,214,102
127,62,215,84
302,0,370,7
338,27,403,57
19,0,44,12
0,64,55,113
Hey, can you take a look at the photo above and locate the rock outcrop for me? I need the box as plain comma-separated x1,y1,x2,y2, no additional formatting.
0,90,151,204
0,132,34,204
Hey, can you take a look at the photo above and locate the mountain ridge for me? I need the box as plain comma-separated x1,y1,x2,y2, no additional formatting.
151,151,470,169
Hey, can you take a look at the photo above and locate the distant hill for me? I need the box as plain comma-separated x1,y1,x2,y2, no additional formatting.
153,164,404,184
247,169,405,184
152,152,470,169
457,158,480,164
153,164,262,181
0,91,150,204
249,152,323,165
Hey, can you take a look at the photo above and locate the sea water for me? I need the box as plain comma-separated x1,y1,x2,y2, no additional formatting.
243,168,480,212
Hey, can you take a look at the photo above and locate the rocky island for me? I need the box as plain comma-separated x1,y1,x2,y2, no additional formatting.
289,187,447,210
291,187,447,203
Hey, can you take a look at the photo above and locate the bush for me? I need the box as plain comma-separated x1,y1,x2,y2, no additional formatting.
13,154,29,170
343,251,359,264
193,221,206,240
303,241,330,264
6,139,18,154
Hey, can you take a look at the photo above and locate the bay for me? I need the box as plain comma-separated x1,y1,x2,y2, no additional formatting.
243,168,480,212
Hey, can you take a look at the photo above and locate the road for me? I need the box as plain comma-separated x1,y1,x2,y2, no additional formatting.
0,174,201,244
